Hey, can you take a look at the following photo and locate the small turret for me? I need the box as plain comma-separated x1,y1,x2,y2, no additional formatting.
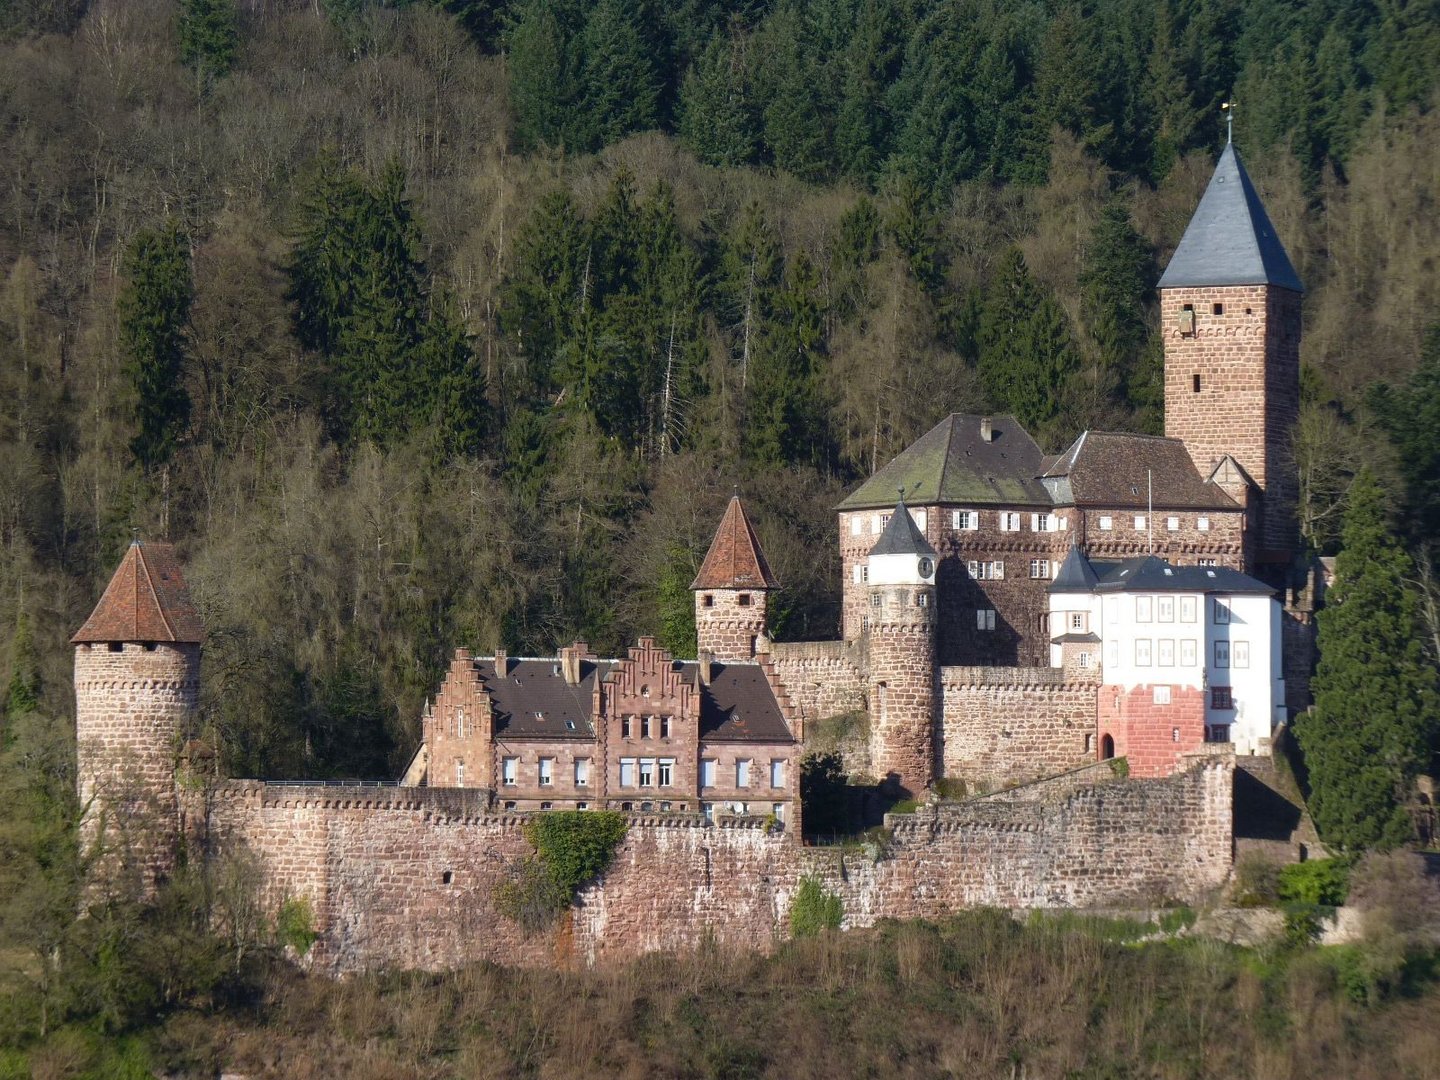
72,539,203,888
692,495,777,662
864,497,937,797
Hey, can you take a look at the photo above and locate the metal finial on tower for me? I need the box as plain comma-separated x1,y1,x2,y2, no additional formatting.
1221,100,1236,144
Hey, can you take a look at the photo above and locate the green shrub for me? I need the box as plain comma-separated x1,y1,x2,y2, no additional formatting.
1109,758,1129,778
1157,906,1197,933
275,896,317,956
889,799,921,814
1281,903,1328,948
789,877,843,938
495,811,628,932
1277,858,1350,906
933,777,968,800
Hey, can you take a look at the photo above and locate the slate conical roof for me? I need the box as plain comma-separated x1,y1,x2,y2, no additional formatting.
691,495,778,590
72,540,206,644
868,499,937,558
1049,544,1099,593
1157,143,1303,293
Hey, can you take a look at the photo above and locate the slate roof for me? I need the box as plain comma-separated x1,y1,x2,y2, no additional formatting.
72,540,206,644
1157,143,1303,293
838,414,1051,510
869,499,937,558
1092,555,1276,595
1042,431,1238,511
475,658,793,743
1050,544,1099,592
691,495,778,590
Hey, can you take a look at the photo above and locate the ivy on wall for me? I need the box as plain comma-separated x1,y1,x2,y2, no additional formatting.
494,811,628,931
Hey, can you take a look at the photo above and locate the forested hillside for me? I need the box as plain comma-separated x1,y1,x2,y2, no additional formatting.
1,0,1438,779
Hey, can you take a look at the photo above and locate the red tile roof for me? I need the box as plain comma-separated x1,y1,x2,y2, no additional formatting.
72,540,205,644
691,496,778,591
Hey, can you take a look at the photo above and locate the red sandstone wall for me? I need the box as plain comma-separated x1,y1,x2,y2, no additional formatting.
1097,683,1206,778
205,755,1232,974
939,667,1096,788
766,640,866,723
695,588,767,662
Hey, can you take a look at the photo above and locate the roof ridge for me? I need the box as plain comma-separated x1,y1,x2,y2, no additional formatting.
134,543,176,641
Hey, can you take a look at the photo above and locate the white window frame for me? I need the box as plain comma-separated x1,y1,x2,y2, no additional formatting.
1167,516,1180,532
1157,596,1175,623
1197,516,1211,532
1135,639,1152,666
1158,639,1175,666
1234,640,1250,669
619,758,636,787
736,759,752,787
658,758,674,786
1153,685,1172,705
502,757,518,786
1098,515,1113,531
999,512,1021,532
575,758,590,786
456,760,465,788
1069,612,1086,632
1136,596,1153,622
1180,596,1197,622
700,759,716,788
1105,640,1119,667
952,509,979,531
1029,558,1050,579
976,608,997,631
1180,639,1198,666
770,759,786,788
538,757,554,786
1134,515,1147,531
850,516,862,536
638,758,655,787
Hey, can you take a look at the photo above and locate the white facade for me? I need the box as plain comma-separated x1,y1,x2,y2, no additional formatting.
1049,573,1285,756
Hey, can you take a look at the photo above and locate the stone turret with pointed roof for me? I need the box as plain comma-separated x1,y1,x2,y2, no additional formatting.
1159,140,1302,571
72,539,204,890
693,495,776,662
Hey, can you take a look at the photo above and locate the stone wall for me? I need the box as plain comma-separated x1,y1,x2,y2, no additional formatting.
938,667,1096,788
695,587,768,662
766,640,866,723
205,755,1232,975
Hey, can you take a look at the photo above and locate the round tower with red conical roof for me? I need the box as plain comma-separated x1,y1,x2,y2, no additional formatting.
71,539,204,887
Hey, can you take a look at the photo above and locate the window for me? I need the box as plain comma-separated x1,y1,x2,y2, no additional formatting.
1234,641,1250,668
880,513,891,531
967,560,1005,580
660,801,671,812
1031,513,1058,532
850,516,862,536
503,801,516,811
1211,686,1234,709
1136,596,1153,622
953,509,979,530
770,759,786,788
641,716,653,739
1105,640,1119,667
660,716,671,738
772,803,785,822
1098,515,1113,531
575,758,590,786
976,608,997,631
1030,558,1051,579
914,509,927,531
1158,639,1175,666
502,757,518,786
1153,685,1172,705
1180,596,1197,622
853,564,862,584
700,759,716,788
1070,612,1086,632
1134,515,1148,531
738,594,752,607
1078,651,1093,668
1192,373,1201,393
1214,641,1230,668
871,593,882,608
1199,558,1218,567
1157,597,1174,623
871,514,883,535
1213,599,1231,624
917,592,929,608
540,801,552,810
576,802,588,810
703,594,714,608
1197,517,1210,532
658,758,674,786
538,757,553,786
999,512,1021,532
638,758,655,787
1180,639,1198,666
1085,733,1094,754
701,803,714,822
456,761,465,788
1167,516,1180,532
620,758,636,787
1135,639,1152,666
736,759,752,786
456,708,465,739
622,716,633,739
1172,728,1181,743
1212,302,1224,315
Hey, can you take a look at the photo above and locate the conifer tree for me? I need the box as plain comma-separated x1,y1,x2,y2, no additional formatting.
118,222,193,474
1296,471,1440,852
576,0,663,150
177,0,239,88
5,613,40,719
746,250,826,467
1367,324,1440,550
1080,200,1154,376
978,248,1079,434
507,0,574,150
678,32,758,167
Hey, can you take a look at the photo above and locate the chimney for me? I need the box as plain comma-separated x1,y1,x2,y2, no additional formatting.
493,648,508,677
561,642,584,686
454,647,471,662
697,649,715,686
980,417,993,442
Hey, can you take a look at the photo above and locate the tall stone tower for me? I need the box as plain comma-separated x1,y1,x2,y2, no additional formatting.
1158,140,1303,571
72,540,204,888
692,494,777,662
864,498,937,797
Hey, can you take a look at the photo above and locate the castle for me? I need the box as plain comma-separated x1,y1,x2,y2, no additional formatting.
71,141,1306,971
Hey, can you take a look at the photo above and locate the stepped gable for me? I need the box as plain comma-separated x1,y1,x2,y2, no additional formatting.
838,413,1050,510
473,658,609,738
1041,431,1238,511
72,539,205,644
691,495,778,590
868,497,937,558
1156,142,1304,293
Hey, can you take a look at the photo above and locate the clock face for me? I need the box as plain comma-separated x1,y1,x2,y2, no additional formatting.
918,557,934,579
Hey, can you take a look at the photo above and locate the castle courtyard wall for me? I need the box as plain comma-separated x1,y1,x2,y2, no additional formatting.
939,666,1096,789
766,640,866,723
204,754,1232,975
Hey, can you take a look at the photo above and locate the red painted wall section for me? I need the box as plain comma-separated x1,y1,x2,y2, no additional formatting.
1097,683,1206,778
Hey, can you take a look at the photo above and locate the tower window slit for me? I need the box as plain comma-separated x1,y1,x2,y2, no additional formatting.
1192,374,1201,393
